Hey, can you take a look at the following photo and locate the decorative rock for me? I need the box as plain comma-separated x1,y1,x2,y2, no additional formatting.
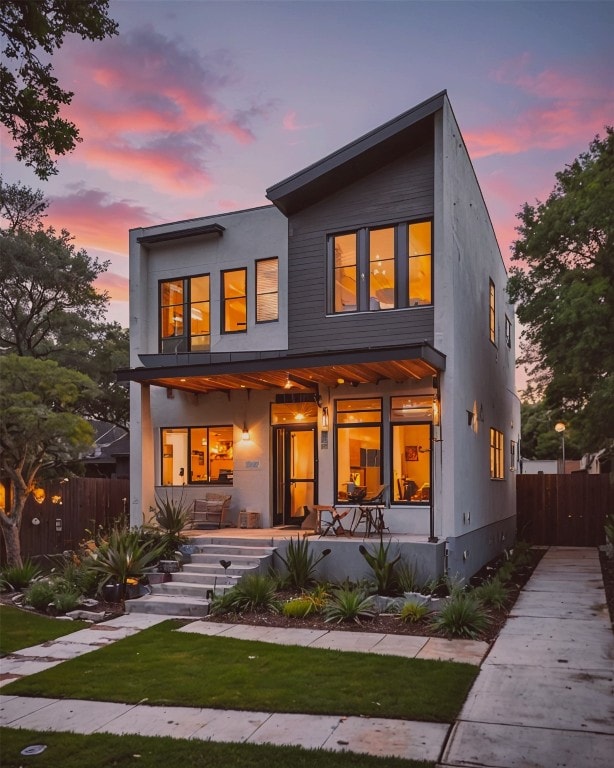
66,609,107,622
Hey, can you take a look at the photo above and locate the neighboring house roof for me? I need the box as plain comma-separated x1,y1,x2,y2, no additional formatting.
266,90,447,215
83,421,129,465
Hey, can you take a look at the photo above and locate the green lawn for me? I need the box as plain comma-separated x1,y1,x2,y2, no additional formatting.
0,604,88,656
0,728,434,768
2,620,477,723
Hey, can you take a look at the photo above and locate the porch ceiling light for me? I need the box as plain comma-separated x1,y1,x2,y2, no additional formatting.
284,374,293,389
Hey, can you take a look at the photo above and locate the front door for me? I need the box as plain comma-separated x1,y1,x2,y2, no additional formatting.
273,426,316,526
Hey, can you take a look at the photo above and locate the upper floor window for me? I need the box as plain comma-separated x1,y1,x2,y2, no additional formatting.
256,257,279,322
505,315,512,349
160,274,210,353
222,268,247,333
489,279,496,344
490,427,504,479
331,220,432,313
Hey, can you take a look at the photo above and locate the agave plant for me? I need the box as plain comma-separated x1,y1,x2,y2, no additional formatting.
146,491,192,557
430,591,491,639
324,586,375,624
86,527,165,602
275,536,331,589
359,538,401,595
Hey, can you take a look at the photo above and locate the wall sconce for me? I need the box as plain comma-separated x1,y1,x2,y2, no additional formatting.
33,487,46,504
321,406,329,430
241,423,250,441
51,494,62,505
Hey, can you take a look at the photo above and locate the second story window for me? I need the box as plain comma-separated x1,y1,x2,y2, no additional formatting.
490,427,504,479
330,220,432,314
160,274,210,353
505,315,512,348
256,257,279,322
489,279,496,344
222,268,247,333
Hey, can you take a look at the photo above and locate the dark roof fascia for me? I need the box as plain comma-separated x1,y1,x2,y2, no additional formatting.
266,91,447,215
116,342,446,383
136,223,225,245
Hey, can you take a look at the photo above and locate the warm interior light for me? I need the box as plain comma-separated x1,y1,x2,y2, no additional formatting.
284,374,293,389
337,377,345,385
241,424,250,441
432,396,440,427
33,487,45,504
295,413,305,421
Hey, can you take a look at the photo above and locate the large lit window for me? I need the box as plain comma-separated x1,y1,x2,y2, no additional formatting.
408,222,432,306
369,227,395,309
335,399,382,502
490,427,504,479
333,233,358,312
330,220,432,313
222,268,247,333
161,426,233,486
256,258,279,322
489,279,496,344
160,275,210,352
390,395,433,503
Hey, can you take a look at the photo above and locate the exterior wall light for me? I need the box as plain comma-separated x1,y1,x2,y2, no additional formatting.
33,487,46,504
241,424,250,441
321,406,329,430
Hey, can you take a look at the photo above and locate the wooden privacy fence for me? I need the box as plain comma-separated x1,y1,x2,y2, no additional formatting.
4,477,129,564
516,473,613,546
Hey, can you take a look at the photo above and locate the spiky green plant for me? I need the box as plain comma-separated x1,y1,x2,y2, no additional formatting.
52,588,81,613
1,559,42,590
86,527,165,602
473,577,511,610
396,560,420,593
324,586,374,624
430,592,491,639
226,574,280,613
399,599,430,623
359,539,401,595
275,536,331,589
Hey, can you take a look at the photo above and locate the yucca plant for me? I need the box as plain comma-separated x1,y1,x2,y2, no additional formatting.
147,491,192,557
359,538,401,595
430,591,491,639
275,536,331,589
324,586,374,624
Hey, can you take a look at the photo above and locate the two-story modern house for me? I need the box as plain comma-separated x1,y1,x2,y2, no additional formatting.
118,91,520,581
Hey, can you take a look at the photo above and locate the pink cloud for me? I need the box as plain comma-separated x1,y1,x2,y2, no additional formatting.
47,187,156,254
465,58,613,159
282,110,318,132
96,271,129,302
56,26,276,192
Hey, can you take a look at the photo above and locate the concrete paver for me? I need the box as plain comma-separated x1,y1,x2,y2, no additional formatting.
248,712,341,750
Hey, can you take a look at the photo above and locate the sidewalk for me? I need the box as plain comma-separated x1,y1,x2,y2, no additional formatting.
1,546,613,765
440,547,614,768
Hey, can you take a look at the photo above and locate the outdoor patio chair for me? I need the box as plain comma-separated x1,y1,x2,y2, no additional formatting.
351,485,389,536
191,493,231,529
318,506,352,537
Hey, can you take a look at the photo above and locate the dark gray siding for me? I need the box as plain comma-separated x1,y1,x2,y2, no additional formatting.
287,140,435,354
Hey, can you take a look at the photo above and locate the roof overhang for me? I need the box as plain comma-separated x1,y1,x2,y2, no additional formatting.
266,91,446,216
136,223,225,246
116,343,445,395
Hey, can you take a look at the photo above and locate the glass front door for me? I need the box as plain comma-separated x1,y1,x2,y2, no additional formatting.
273,426,316,526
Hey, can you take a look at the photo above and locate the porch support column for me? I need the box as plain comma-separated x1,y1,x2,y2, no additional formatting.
129,382,154,528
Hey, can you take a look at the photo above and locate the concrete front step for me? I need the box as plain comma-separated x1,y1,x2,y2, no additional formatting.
151,580,235,597
125,593,210,617
195,544,277,557
176,569,242,584
190,554,267,567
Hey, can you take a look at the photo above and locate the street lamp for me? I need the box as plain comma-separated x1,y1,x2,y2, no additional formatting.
554,422,566,473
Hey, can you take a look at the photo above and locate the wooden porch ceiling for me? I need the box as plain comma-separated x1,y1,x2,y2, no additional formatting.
136,357,439,395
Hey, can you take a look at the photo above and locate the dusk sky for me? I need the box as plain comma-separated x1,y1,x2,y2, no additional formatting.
2,0,613,332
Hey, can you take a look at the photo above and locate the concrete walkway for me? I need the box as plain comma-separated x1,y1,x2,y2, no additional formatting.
440,547,614,768
1,546,613,765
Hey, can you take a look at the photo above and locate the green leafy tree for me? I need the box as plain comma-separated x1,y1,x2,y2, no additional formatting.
0,179,129,430
520,399,581,461
0,355,96,567
0,0,118,179
508,128,614,454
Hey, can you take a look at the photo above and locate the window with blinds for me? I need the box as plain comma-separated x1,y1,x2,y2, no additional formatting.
256,257,279,323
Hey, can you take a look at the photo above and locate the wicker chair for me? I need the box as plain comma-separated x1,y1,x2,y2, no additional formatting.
191,493,231,529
